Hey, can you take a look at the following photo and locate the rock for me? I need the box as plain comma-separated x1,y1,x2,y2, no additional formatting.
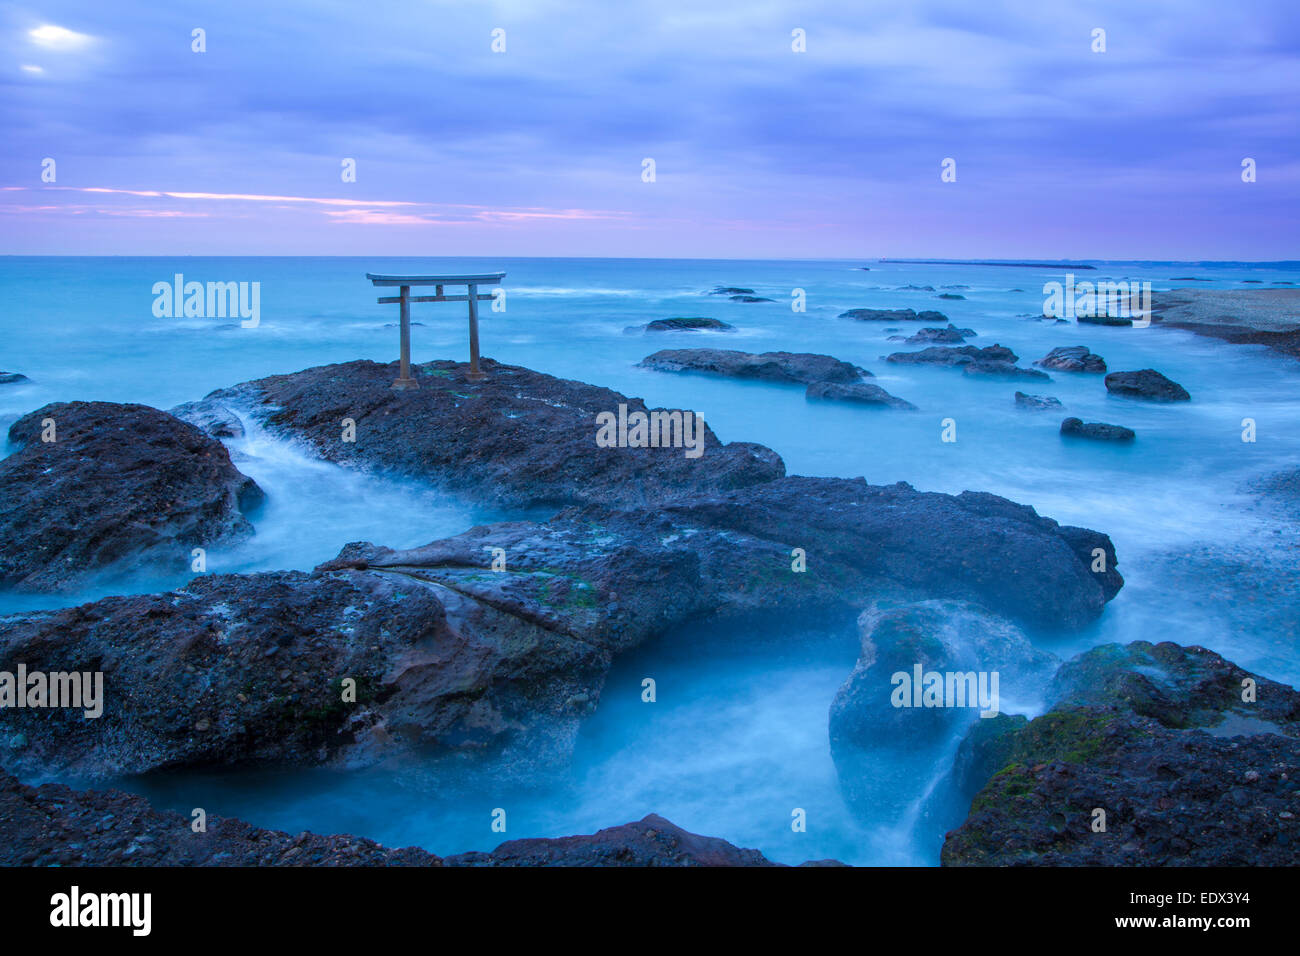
942,642,1300,866
0,402,264,592
639,349,870,385
0,372,29,385
936,293,965,300
840,308,949,323
1077,313,1134,327
805,382,916,410
1015,392,1063,410
1060,417,1136,442
829,601,1057,816
904,325,976,344
1035,346,1107,373
961,362,1051,381
708,286,754,296
170,398,246,438
0,772,824,866
444,814,801,867
886,345,1018,367
1147,289,1300,361
729,295,774,303
1,474,1121,781
207,358,784,510
1104,369,1191,401
636,317,735,333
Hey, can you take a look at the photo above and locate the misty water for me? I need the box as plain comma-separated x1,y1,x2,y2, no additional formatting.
2,256,1298,864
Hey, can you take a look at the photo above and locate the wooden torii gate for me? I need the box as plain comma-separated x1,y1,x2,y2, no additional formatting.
366,271,506,388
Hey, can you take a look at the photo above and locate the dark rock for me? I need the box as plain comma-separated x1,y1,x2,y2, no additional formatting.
936,293,965,300
640,349,870,385
886,344,1018,367
840,308,949,323
2,473,1121,781
170,398,246,438
1076,313,1134,326
729,295,774,303
445,814,798,867
708,286,754,296
1060,417,1136,442
636,317,735,333
1015,392,1063,410
961,362,1051,381
1104,369,1191,401
942,642,1300,866
0,773,822,866
805,382,916,410
905,325,976,344
0,402,263,592
0,372,29,385
208,358,785,511
1035,346,1107,374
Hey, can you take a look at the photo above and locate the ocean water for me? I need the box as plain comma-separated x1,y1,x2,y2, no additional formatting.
2,256,1299,865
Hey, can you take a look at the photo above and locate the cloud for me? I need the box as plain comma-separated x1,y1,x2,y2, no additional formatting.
28,24,95,50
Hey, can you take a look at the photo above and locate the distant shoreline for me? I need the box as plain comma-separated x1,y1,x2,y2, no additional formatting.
878,258,1097,270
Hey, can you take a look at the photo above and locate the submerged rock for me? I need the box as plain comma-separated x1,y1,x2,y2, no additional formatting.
961,362,1051,381
942,641,1300,866
840,308,948,323
730,295,774,303
708,286,754,296
0,773,824,866
1035,346,1107,373
829,601,1057,816
170,398,246,438
208,358,784,510
0,372,29,385
1060,417,1136,442
0,402,263,592
886,344,1017,367
635,317,735,333
936,293,966,300
1104,368,1191,401
1014,392,1063,410
905,324,976,344
805,381,916,410
640,348,870,385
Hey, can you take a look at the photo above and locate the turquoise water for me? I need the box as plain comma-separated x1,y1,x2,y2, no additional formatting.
3,256,1299,864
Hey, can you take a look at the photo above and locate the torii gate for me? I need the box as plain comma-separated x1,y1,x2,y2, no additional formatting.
366,272,506,388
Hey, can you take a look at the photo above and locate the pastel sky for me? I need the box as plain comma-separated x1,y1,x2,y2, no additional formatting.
2,0,1297,258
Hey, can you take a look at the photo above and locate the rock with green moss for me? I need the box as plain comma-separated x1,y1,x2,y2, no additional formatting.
942,641,1300,865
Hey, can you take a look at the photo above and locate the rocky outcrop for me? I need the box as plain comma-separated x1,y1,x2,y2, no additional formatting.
1015,392,1062,410
1035,346,1106,373
1104,369,1191,401
640,349,870,385
840,308,948,323
961,363,1051,381
1060,417,1135,442
1148,288,1300,360
207,358,784,510
0,402,263,592
0,372,28,385
942,641,1300,866
0,773,820,866
0,567,607,782
708,286,754,296
805,382,916,410
0,474,1122,782
633,317,735,333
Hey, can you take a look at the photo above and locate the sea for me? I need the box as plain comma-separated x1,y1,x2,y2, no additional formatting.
1,256,1298,865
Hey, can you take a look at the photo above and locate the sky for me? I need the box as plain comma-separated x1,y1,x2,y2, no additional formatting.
1,0,1297,258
